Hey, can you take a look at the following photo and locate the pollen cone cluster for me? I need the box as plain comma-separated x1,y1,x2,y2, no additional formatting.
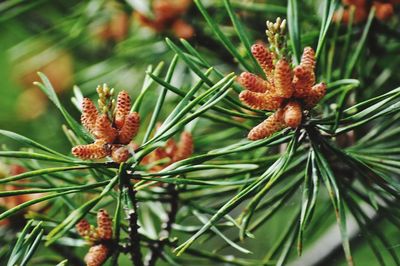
238,45,326,140
335,0,398,24
134,0,194,39
76,209,113,266
72,88,140,163
141,131,194,172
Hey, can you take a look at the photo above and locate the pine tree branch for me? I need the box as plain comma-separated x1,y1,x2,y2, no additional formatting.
145,184,179,266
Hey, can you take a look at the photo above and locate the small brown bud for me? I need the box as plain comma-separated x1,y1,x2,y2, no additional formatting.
172,132,193,162
97,209,113,240
283,101,303,128
171,19,195,39
274,59,293,98
71,140,110,160
374,2,394,21
248,109,286,140
300,47,316,72
114,90,131,130
76,219,91,238
118,112,140,144
94,114,118,143
84,244,109,266
239,90,282,111
251,44,274,79
111,145,132,163
293,65,314,98
304,83,327,109
238,72,273,93
81,98,99,134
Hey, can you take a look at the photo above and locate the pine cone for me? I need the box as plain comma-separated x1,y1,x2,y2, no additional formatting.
239,90,282,111
274,59,293,98
114,90,131,130
81,98,99,134
238,72,272,93
118,112,140,144
248,110,286,140
172,132,193,162
251,44,274,79
97,209,113,240
84,244,109,266
94,114,118,143
304,83,327,109
111,145,132,163
283,101,303,128
76,219,91,238
293,65,314,98
71,140,110,160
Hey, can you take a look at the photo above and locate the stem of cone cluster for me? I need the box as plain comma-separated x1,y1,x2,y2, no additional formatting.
119,164,143,266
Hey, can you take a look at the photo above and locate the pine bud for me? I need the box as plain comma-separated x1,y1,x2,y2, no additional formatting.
239,90,282,111
293,65,314,98
111,145,131,163
172,132,193,162
374,2,394,21
94,114,118,143
283,101,303,128
84,244,109,266
81,98,99,134
238,72,273,93
304,83,327,109
76,219,91,238
251,44,274,79
97,209,113,240
300,47,316,71
274,59,293,98
114,90,131,130
248,110,286,140
118,112,140,144
71,140,110,160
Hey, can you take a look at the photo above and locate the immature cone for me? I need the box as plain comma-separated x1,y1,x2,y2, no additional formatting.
301,47,316,71
81,98,99,134
71,140,110,160
94,114,118,143
293,66,314,98
84,244,109,266
251,44,274,79
111,146,131,163
97,209,113,240
172,132,193,162
274,59,293,98
238,72,273,93
374,2,394,21
118,112,140,144
304,83,327,108
283,101,303,128
76,219,91,238
171,19,195,39
248,110,285,140
239,90,282,110
114,90,131,130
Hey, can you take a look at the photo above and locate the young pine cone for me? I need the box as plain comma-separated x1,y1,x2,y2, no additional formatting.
251,44,274,79
76,219,91,238
114,90,131,130
293,65,314,98
81,98,99,134
283,101,302,128
111,146,132,163
172,132,193,162
239,90,282,111
97,209,113,240
118,112,140,144
304,83,327,109
72,140,110,160
274,59,293,98
300,47,316,72
84,244,109,266
238,72,272,93
248,110,286,140
94,114,118,143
